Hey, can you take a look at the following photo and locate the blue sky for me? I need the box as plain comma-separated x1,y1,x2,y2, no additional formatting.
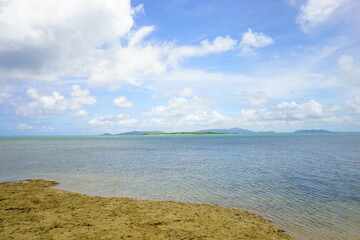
0,0,360,135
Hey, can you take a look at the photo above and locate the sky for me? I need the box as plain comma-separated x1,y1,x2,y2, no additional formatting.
0,0,360,135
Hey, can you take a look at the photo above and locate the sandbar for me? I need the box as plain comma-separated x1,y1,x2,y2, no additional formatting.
0,179,296,240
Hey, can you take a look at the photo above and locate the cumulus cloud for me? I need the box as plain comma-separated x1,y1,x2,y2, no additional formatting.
113,96,133,108
89,35,238,89
0,0,241,90
16,85,96,117
0,0,136,81
143,96,212,117
236,91,270,107
297,0,347,32
17,123,33,130
90,34,236,89
239,29,274,55
0,0,133,50
70,85,97,105
240,100,328,121
142,94,233,129
88,113,138,127
89,44,167,89
71,109,88,118
178,111,231,126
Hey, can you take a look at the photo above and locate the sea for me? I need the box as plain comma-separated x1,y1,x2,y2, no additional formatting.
0,134,359,240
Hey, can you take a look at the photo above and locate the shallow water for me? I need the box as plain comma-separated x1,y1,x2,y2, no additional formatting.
1,134,359,240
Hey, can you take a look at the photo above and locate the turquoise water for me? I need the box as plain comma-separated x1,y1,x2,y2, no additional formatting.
0,134,359,239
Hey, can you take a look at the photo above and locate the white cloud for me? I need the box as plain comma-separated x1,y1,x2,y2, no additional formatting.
338,54,354,71
240,100,328,121
297,0,346,32
338,55,360,85
150,64,340,102
16,85,96,117
143,96,212,117
143,111,233,130
180,88,195,97
88,113,138,127
0,0,135,81
0,0,133,50
178,111,232,126
132,4,144,15
167,35,237,65
239,29,274,55
88,118,112,127
0,92,11,103
16,123,57,131
152,88,195,99
142,94,233,129
41,126,54,132
113,96,133,108
89,35,238,89
70,85,97,105
128,26,155,47
17,123,33,130
151,118,165,125
0,85,16,104
0,0,241,90
345,95,360,114
71,109,88,118
89,45,168,89
236,91,270,107
87,110,233,132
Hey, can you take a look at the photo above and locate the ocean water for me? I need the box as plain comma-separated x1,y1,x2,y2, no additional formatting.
0,134,359,240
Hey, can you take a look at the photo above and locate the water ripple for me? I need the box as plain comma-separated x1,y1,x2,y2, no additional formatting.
1,134,359,240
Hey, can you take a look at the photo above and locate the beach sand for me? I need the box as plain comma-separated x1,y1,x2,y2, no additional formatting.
0,179,296,240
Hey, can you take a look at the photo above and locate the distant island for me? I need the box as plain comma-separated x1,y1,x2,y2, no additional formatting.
101,128,337,136
144,132,235,135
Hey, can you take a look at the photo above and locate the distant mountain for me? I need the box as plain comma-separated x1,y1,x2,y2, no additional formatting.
197,128,276,134
101,133,112,136
293,129,334,134
117,131,164,135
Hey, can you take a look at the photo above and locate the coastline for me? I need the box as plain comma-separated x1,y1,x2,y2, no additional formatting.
0,179,297,240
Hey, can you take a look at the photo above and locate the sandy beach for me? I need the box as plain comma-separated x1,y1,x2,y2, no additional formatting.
0,179,297,240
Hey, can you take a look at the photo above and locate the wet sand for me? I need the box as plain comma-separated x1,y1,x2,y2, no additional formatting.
0,179,296,240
